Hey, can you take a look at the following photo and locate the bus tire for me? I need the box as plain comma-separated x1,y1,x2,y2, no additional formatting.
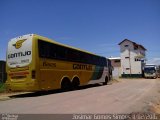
61,78,71,91
72,77,80,89
103,76,108,85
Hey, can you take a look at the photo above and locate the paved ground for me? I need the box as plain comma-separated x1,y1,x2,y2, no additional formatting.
0,78,160,114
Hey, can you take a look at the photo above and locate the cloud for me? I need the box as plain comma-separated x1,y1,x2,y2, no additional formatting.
147,58,160,65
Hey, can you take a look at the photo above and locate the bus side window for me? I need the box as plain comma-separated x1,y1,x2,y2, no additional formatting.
55,45,67,60
49,44,56,59
38,40,48,58
46,43,51,58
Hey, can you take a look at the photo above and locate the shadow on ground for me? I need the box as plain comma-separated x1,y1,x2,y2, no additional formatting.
9,83,104,98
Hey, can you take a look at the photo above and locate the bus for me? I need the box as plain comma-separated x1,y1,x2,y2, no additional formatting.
6,34,112,91
144,65,158,79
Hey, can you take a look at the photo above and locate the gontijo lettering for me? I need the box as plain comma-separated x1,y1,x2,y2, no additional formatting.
8,51,31,59
73,64,92,70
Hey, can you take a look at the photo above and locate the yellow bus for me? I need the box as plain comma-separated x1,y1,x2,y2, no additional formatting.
6,34,111,91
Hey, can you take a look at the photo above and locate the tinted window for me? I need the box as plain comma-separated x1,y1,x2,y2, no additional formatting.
38,39,107,66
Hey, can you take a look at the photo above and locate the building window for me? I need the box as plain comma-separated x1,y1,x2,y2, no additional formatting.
125,57,130,59
135,58,140,61
126,68,130,70
114,60,120,63
124,45,129,47
134,45,138,50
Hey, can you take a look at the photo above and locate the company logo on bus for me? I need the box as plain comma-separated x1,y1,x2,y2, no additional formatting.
12,39,26,49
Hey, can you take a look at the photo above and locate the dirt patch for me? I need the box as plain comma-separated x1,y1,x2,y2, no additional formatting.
108,78,122,85
147,79,160,114
149,103,160,114
137,78,160,114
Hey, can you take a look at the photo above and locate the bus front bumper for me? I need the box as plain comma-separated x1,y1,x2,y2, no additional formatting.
144,73,156,78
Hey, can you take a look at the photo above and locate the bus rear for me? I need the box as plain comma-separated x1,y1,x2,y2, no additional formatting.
6,34,39,91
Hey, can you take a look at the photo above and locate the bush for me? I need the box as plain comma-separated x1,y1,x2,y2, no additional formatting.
0,83,6,92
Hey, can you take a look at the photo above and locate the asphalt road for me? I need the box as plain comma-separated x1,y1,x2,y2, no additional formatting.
0,78,160,114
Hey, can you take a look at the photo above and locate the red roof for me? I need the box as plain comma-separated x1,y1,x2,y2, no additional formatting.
118,39,147,51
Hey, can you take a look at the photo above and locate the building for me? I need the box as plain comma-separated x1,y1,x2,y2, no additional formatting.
0,60,7,83
119,39,146,78
109,57,121,79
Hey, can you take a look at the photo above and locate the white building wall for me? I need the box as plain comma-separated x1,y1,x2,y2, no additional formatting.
121,58,130,74
130,51,142,74
109,57,121,79
112,67,121,79
120,40,145,76
120,41,133,74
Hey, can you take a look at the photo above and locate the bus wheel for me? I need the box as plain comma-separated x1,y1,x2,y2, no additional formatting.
72,77,80,89
103,76,108,85
61,78,71,91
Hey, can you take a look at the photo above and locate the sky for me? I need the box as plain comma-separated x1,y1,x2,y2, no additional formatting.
0,0,160,65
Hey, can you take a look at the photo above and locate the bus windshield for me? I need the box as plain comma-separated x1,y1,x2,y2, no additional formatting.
144,67,156,73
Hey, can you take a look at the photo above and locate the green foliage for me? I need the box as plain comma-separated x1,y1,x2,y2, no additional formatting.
0,83,6,92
